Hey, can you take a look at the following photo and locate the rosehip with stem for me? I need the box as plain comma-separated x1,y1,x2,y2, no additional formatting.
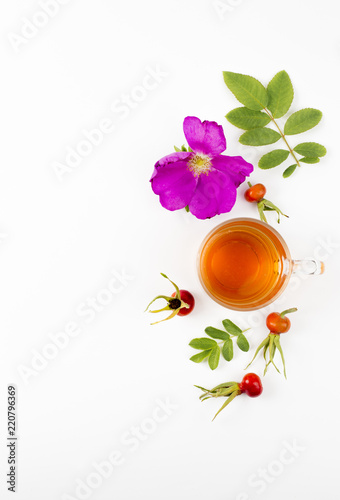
145,273,194,325
196,372,263,420
245,308,298,378
245,182,289,224
266,308,297,333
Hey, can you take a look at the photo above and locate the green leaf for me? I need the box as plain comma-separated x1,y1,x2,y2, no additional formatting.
284,108,322,135
190,350,212,363
283,164,297,178
208,346,220,370
299,157,320,164
222,319,242,336
239,127,281,146
258,149,290,169
293,142,326,157
267,70,294,118
223,72,268,111
222,339,234,361
236,333,250,352
174,145,181,152
205,327,229,341
189,338,217,350
184,205,189,212
226,107,271,130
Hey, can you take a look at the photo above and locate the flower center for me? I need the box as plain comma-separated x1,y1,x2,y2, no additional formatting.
187,154,212,177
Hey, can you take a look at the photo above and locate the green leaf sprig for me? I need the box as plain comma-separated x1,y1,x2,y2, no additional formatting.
189,319,250,370
223,71,326,178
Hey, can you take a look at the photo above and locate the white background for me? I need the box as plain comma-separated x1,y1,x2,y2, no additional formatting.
1,0,340,499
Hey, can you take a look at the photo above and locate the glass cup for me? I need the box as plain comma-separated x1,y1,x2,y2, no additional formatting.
197,218,324,311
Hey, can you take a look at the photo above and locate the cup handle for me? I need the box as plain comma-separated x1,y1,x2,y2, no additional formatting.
292,259,325,276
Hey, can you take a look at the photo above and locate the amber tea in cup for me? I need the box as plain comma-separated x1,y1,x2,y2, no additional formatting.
197,218,324,311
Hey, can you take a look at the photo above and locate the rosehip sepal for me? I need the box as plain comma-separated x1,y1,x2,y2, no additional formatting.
145,273,194,325
196,373,263,420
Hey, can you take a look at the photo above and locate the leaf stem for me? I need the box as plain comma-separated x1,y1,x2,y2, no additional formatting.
218,334,236,345
264,108,301,167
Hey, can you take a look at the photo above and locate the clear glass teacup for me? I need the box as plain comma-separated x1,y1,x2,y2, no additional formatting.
197,218,324,311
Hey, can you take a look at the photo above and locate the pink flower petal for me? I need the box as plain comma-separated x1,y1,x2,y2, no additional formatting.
183,117,226,156
188,169,237,219
212,155,253,186
150,151,191,181
151,160,197,211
